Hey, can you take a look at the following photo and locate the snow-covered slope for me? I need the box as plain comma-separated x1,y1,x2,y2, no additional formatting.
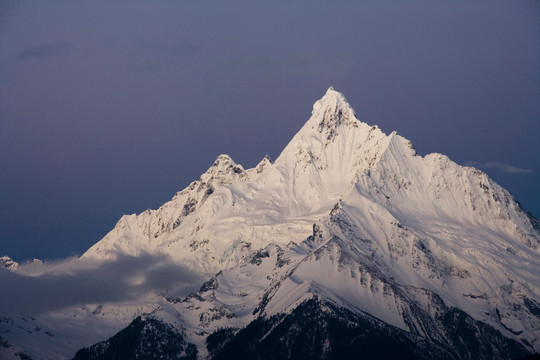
1,88,539,359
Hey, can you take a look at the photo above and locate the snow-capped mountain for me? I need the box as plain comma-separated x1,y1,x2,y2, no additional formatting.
0,256,19,270
1,88,539,359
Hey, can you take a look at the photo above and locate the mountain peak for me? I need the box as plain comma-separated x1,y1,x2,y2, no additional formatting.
312,87,352,114
0,255,19,270
199,154,244,184
307,87,359,143
255,154,273,174
312,86,347,110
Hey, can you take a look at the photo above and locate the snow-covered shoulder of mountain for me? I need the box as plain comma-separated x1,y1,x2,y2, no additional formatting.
82,154,259,258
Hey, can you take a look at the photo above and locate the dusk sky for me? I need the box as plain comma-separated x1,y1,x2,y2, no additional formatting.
1,0,539,262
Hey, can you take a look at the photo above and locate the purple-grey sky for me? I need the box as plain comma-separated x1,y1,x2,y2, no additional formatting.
1,0,539,262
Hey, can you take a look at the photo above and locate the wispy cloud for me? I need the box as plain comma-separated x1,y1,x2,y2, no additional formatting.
0,254,205,316
17,42,73,60
466,161,535,174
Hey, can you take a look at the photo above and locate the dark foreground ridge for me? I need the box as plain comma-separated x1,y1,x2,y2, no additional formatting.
74,298,528,360
73,317,197,360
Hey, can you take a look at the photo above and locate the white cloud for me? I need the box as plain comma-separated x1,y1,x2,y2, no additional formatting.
0,254,205,316
466,161,535,174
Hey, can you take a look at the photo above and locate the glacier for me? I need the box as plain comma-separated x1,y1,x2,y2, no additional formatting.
1,87,539,359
